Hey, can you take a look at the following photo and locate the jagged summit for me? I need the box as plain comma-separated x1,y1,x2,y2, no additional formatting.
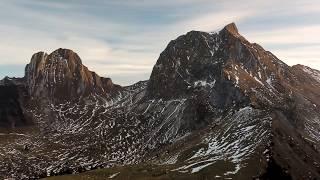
25,48,120,101
147,22,276,103
147,22,313,107
28,48,82,70
51,48,83,64
222,22,239,35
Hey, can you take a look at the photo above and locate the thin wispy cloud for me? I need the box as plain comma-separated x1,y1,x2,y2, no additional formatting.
0,0,319,85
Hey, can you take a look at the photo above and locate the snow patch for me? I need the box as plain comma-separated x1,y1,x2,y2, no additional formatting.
302,66,320,83
193,80,216,88
108,172,120,179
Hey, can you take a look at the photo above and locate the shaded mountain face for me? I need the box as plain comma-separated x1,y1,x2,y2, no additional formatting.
0,23,319,180
0,78,31,128
147,23,316,108
145,23,320,179
147,24,250,110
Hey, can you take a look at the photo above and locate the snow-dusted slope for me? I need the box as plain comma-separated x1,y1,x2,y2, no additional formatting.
302,65,320,83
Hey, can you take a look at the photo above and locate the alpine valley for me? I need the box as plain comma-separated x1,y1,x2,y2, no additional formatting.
0,23,319,180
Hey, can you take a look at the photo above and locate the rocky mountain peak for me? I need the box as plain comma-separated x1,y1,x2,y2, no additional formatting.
147,30,223,99
146,23,317,109
146,23,251,99
222,22,239,35
50,48,83,65
25,48,120,102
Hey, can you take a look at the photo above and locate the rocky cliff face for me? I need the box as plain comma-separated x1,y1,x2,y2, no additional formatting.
0,23,319,180
145,23,320,179
25,48,120,102
147,23,298,108
147,23,250,109
0,48,121,129
0,77,31,128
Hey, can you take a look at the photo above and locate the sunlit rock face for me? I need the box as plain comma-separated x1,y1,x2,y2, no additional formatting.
25,48,120,102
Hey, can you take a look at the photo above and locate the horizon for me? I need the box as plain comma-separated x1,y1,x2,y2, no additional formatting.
1,0,320,85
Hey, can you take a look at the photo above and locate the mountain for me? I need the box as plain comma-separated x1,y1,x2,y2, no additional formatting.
25,48,121,102
0,23,319,180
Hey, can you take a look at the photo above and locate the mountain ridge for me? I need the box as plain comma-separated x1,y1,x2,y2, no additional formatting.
0,23,319,180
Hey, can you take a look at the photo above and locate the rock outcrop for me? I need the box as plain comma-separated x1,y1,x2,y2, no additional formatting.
0,77,31,128
25,48,120,101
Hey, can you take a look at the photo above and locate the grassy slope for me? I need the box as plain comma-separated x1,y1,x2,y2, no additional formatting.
43,163,232,180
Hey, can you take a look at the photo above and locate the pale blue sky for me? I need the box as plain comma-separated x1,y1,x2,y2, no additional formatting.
1,0,320,85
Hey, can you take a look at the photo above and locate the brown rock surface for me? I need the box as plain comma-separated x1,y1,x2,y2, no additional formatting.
25,48,120,101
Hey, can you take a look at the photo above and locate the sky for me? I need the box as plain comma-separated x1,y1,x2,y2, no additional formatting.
0,0,320,85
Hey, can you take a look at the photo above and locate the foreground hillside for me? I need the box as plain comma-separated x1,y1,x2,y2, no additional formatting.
0,23,319,180
44,164,227,180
